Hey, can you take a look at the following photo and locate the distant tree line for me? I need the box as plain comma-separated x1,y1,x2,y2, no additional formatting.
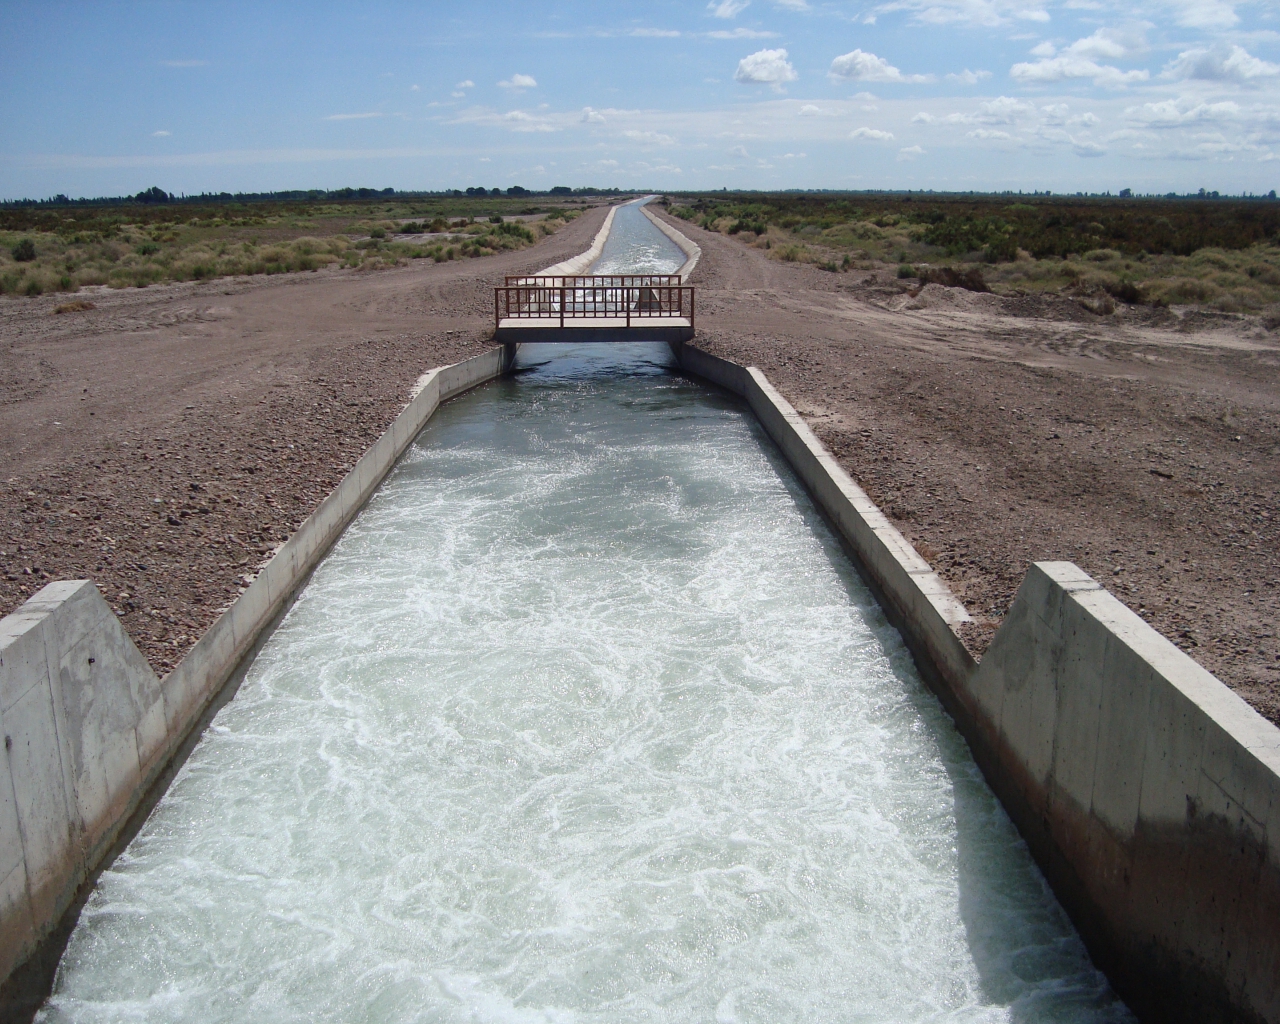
2,184,629,209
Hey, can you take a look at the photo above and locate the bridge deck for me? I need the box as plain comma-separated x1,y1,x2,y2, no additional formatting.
495,317,693,343
494,276,694,343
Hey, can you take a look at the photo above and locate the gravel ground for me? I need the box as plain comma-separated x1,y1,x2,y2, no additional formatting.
4,200,1278,727
659,207,1280,725
0,206,607,673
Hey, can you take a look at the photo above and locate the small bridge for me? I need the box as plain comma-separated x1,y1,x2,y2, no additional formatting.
495,275,694,343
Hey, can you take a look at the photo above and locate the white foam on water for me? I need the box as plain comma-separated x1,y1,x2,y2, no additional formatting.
38,345,1132,1023
588,200,685,276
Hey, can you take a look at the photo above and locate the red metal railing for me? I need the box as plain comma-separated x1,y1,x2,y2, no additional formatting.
496,277,695,330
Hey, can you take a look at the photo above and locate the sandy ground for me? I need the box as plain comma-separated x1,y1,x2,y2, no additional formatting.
2,201,1277,725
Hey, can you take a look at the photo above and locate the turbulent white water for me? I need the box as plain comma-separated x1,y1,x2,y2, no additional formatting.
38,207,1132,1024
588,198,686,276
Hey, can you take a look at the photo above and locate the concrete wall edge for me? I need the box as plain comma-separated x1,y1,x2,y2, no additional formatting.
671,339,1280,1024
0,345,514,992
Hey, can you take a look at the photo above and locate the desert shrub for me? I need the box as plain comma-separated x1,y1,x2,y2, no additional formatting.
54,300,95,313
1104,279,1143,303
897,264,917,279
914,265,990,292
12,238,36,261
369,227,386,239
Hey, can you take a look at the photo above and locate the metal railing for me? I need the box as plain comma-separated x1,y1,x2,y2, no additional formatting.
496,277,695,329
504,274,683,289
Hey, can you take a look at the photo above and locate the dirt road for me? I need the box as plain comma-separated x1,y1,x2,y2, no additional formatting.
3,200,1277,725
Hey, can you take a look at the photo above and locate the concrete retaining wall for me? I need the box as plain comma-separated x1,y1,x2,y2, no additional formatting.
642,204,700,280
0,344,515,987
671,339,1280,1024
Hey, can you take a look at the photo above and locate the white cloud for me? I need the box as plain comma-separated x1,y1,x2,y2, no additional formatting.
410,84,420,92
503,110,557,132
623,129,677,145
151,130,171,137
912,112,937,123
498,74,537,90
898,145,926,159
947,69,992,84
978,96,1037,122
851,126,896,140
582,106,607,123
325,112,385,120
1064,27,1136,61
160,59,207,67
451,92,466,98
877,0,1049,28
730,144,751,156
967,128,1012,138
830,49,931,83
775,0,810,8
1073,140,1106,157
781,151,807,157
1010,55,1149,87
455,80,474,89
735,48,798,89
1030,41,1056,57
709,0,750,16
632,27,681,37
799,104,823,115
1165,44,1280,83
1157,0,1239,29
708,27,778,37
1125,98,1242,127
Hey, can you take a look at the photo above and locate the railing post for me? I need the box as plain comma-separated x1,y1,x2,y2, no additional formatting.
690,287,695,330
626,286,631,328
560,286,565,328
494,288,500,330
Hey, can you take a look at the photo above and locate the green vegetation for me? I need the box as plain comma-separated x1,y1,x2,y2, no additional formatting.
0,196,583,296
667,192,1280,313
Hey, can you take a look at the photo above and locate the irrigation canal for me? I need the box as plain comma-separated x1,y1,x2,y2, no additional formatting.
34,202,1133,1023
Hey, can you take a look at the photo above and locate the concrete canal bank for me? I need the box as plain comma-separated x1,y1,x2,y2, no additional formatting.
0,199,1276,1023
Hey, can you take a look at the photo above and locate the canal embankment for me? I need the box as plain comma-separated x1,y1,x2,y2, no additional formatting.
1,198,1277,1024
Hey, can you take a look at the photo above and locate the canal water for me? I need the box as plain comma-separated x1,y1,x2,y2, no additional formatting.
36,210,1132,1024
588,197,686,276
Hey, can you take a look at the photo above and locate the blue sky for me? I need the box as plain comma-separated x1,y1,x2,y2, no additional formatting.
3,0,1279,198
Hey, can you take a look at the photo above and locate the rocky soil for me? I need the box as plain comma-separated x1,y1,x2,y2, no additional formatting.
3,200,1278,727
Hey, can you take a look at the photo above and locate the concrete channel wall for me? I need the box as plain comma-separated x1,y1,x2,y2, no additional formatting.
535,206,616,277
0,344,515,987
670,338,1280,1024
641,203,700,280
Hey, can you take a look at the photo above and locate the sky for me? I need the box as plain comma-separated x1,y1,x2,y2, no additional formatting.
3,0,1280,199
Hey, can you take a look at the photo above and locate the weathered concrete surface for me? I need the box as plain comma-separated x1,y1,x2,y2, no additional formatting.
968,562,1280,1024
672,336,1280,1024
0,580,162,979
0,345,515,989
